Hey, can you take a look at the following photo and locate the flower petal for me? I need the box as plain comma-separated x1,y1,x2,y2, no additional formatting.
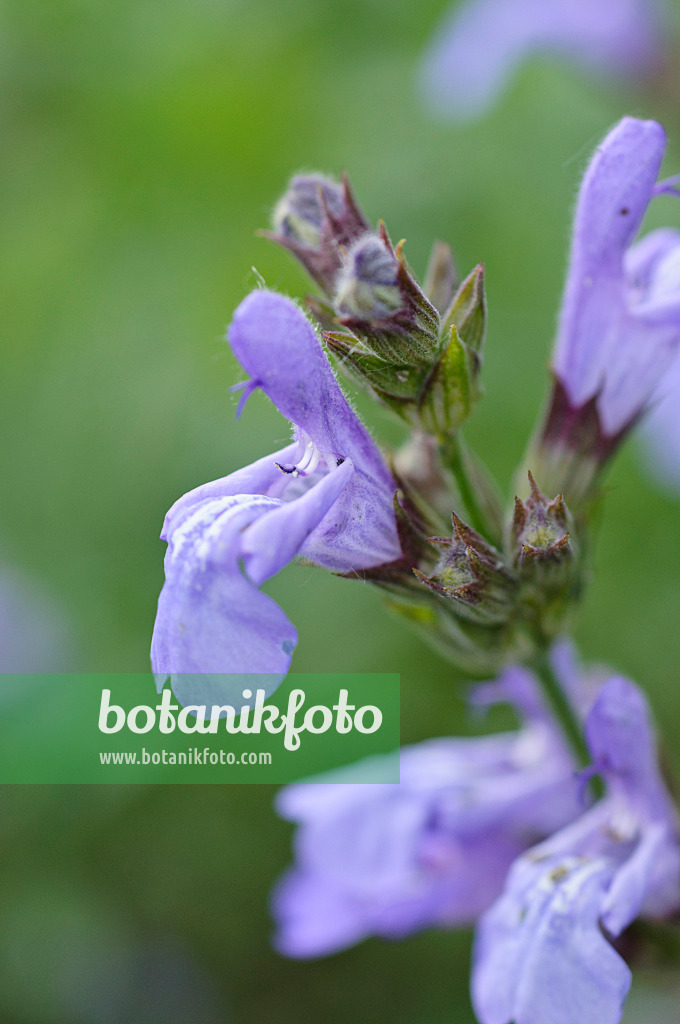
601,821,677,936
472,856,631,1024
584,676,672,818
161,442,300,542
272,869,369,959
229,290,402,568
228,290,394,488
272,722,580,958
241,458,355,583
553,118,666,413
151,495,298,676
640,346,680,490
625,227,680,290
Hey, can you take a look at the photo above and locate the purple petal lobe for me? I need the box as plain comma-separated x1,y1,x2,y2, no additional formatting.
272,870,369,959
242,458,355,584
161,442,300,542
640,344,680,490
584,675,671,817
472,857,631,1024
228,290,394,488
151,495,298,676
553,118,665,408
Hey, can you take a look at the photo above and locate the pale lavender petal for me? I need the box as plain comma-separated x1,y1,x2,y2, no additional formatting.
228,290,394,490
272,870,369,958
601,822,676,935
635,245,680,321
472,856,630,1024
637,826,680,919
151,495,297,675
242,458,355,583
625,227,680,288
299,466,401,570
584,676,671,818
421,0,662,121
228,290,401,567
161,442,300,541
598,316,680,435
640,346,680,490
553,118,666,419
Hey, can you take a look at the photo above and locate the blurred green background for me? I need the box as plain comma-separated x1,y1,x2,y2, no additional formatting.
2,0,680,1020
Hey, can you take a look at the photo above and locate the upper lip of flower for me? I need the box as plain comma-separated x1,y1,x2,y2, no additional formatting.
551,117,680,436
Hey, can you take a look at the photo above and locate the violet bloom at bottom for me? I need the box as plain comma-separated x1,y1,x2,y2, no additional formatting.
272,662,582,958
471,676,680,1024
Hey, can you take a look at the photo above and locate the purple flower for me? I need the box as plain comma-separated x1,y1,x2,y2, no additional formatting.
534,118,680,503
420,0,663,121
471,676,680,1024
151,289,401,688
552,118,680,437
272,655,583,959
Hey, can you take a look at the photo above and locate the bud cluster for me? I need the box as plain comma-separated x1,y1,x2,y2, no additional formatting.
263,174,588,673
266,173,486,436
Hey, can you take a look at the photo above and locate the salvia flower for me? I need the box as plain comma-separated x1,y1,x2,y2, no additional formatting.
534,117,680,501
151,289,401,688
420,0,664,122
471,675,680,1024
272,654,583,958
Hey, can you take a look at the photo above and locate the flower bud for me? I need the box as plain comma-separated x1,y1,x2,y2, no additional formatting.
441,262,486,362
266,176,487,439
264,172,370,294
334,234,403,320
272,174,344,248
326,258,487,439
332,226,440,365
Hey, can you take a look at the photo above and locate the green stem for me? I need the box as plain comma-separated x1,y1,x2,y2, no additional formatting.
440,432,492,539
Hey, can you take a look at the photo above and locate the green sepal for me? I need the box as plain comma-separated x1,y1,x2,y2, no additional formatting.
441,263,486,359
418,324,475,434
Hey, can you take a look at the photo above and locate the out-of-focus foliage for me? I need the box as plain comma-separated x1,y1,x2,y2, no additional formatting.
2,0,680,1020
